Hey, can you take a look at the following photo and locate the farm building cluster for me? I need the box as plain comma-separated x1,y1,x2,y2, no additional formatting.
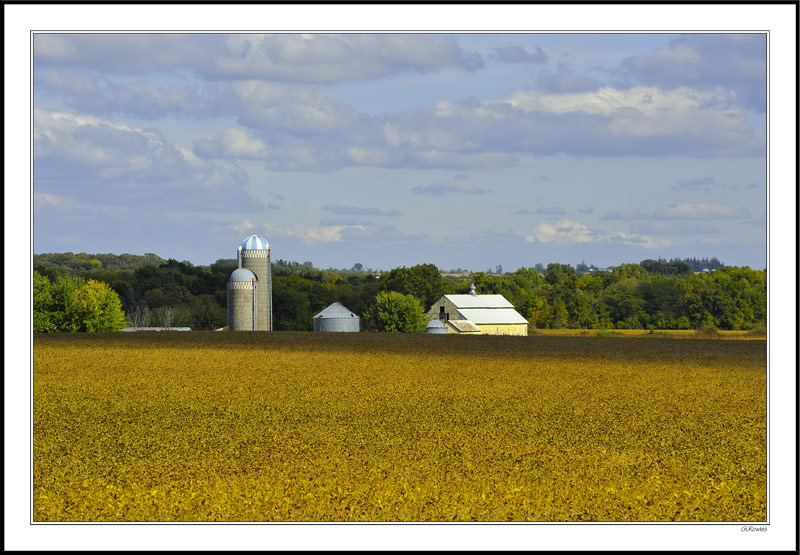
226,234,527,335
424,282,528,336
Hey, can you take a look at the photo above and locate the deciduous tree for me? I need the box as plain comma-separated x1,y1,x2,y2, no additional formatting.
364,291,428,333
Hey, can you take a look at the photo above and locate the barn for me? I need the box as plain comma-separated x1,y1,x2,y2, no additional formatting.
427,283,528,336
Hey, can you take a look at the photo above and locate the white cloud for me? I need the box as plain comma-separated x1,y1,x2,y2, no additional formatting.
525,219,671,249
34,34,484,85
525,219,595,244
33,109,261,212
264,222,366,245
505,86,754,143
194,128,271,160
621,34,766,111
604,203,751,222
210,34,484,83
37,74,764,172
224,219,257,236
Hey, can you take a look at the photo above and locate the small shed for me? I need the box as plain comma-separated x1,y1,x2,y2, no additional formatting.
313,302,360,332
425,318,448,334
446,320,482,334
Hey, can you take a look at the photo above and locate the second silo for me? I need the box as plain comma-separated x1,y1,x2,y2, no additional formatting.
313,302,360,332
228,268,258,331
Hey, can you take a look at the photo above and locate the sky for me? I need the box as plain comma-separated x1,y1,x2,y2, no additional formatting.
31,31,769,271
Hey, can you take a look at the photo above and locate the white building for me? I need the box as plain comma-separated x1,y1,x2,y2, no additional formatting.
427,283,528,336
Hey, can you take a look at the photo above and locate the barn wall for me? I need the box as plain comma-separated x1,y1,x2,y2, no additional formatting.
477,323,528,336
427,296,464,322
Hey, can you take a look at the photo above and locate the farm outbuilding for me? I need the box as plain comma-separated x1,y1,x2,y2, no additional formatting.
427,283,528,336
425,318,448,334
313,302,360,332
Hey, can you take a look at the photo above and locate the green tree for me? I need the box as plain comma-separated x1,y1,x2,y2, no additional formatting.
610,262,648,282
49,274,87,332
550,297,570,329
33,271,55,332
544,263,577,289
69,279,129,331
383,263,445,310
41,274,128,332
363,291,428,333
186,295,227,330
604,278,646,326
272,277,313,331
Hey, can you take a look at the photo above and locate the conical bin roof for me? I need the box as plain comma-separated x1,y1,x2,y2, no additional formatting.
313,302,358,319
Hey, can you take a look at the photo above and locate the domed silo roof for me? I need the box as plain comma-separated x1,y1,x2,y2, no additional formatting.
241,235,270,250
229,267,257,282
425,318,449,334
313,302,360,332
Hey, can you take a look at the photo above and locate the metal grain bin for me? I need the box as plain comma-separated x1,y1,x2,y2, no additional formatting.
425,318,449,334
313,302,360,332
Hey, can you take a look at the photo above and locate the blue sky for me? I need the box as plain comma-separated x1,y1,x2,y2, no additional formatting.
32,31,768,271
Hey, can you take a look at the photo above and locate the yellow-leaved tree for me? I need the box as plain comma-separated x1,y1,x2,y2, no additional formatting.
34,271,128,332
69,279,129,332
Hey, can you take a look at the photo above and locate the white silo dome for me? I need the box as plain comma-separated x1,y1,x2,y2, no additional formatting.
241,235,270,250
229,267,257,282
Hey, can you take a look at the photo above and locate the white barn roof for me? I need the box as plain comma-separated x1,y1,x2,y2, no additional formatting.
458,308,529,325
443,294,514,309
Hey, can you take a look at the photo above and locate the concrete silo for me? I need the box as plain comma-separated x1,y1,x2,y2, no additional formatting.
227,268,258,331
313,302,360,332
239,235,272,331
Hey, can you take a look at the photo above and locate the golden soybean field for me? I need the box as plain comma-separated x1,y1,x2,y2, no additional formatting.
33,332,766,522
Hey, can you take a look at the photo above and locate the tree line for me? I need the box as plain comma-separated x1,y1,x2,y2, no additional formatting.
33,252,766,333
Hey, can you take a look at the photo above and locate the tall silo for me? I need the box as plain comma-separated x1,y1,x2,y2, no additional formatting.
313,302,360,332
240,235,272,331
227,268,258,331
425,318,448,334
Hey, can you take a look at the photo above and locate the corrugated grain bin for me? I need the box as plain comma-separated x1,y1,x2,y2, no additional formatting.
425,318,449,334
313,302,360,332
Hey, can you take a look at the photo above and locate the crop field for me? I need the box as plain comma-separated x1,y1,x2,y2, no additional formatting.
33,332,766,522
